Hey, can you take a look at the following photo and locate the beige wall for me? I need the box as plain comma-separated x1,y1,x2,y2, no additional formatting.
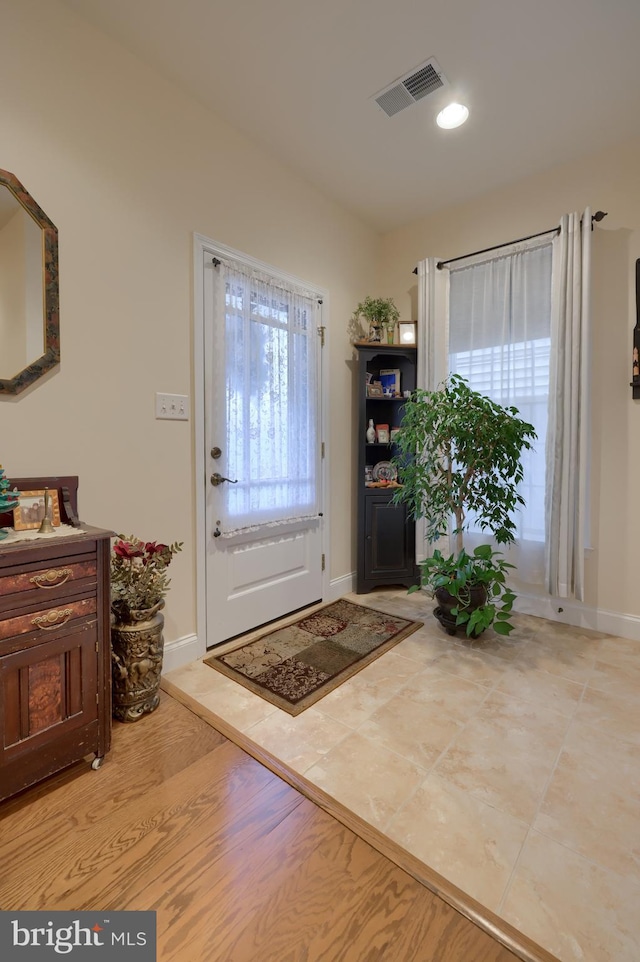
0,0,377,645
377,136,640,622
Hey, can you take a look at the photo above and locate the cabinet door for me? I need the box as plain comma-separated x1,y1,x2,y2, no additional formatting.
0,622,99,798
364,494,414,582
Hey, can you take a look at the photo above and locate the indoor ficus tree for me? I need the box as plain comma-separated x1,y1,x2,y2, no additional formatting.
392,375,537,637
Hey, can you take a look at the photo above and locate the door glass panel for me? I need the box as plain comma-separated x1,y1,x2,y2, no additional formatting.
215,262,319,538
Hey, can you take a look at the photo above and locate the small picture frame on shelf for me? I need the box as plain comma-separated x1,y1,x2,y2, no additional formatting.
364,465,373,483
379,369,401,396
390,427,401,444
367,382,383,397
398,321,417,345
376,423,390,444
13,489,61,531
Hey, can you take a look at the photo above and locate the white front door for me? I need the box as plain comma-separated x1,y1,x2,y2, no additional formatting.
201,242,325,646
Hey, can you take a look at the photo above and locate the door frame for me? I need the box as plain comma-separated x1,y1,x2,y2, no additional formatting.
192,233,331,656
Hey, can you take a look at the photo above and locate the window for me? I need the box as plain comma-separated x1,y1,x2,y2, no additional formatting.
448,242,553,543
214,259,321,537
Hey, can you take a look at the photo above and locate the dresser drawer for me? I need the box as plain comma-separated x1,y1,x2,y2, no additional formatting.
0,551,97,614
0,597,97,645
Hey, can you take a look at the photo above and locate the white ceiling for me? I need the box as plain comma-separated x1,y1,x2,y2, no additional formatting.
60,0,640,232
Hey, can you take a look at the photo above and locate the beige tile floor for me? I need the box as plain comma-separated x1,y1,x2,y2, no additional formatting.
165,588,640,962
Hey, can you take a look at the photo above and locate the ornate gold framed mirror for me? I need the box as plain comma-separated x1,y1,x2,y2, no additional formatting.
0,169,59,395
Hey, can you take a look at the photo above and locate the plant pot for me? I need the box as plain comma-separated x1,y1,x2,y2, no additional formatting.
111,601,165,722
434,584,487,638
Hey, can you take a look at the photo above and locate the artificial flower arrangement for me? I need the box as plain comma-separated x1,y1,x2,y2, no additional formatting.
110,534,183,622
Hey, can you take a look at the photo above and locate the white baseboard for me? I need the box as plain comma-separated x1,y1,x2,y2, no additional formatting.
514,591,640,641
328,572,355,599
163,633,200,672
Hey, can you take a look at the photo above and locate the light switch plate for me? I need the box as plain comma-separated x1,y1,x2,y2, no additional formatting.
155,393,189,420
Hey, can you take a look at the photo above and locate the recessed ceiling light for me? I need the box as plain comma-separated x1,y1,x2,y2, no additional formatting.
436,103,469,129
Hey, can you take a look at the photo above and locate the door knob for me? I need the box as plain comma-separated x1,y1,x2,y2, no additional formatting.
210,472,238,486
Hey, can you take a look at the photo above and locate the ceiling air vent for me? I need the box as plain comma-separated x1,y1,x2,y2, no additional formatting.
373,58,448,118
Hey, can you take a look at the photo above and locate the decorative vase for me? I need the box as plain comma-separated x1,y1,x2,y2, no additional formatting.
368,321,382,342
366,419,376,443
110,600,165,722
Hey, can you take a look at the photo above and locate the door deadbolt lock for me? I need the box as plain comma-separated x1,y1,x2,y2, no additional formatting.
211,446,222,460
210,472,238,486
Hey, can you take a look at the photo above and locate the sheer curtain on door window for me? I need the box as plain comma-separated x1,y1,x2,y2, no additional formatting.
447,239,554,585
211,259,320,538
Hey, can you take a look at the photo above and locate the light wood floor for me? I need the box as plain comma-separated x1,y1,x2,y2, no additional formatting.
0,692,522,962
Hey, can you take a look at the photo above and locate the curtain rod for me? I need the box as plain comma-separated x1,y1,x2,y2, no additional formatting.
411,211,608,274
211,255,323,303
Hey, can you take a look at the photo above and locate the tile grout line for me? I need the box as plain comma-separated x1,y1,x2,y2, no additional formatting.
495,665,593,917
495,631,640,909
382,680,499,836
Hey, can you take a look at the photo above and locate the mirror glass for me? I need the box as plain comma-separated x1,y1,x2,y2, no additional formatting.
0,190,45,379
0,170,59,395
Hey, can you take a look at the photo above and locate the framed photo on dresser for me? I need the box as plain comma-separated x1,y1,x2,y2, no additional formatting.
13,489,61,530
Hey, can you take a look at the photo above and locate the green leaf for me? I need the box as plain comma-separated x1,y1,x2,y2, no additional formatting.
474,544,493,560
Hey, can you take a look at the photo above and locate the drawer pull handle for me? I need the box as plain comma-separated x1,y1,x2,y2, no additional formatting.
30,568,73,589
32,608,73,630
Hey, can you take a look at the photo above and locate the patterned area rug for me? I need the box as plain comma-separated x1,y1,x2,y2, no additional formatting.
203,598,423,716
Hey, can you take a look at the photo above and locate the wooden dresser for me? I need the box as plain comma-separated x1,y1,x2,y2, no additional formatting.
0,526,113,801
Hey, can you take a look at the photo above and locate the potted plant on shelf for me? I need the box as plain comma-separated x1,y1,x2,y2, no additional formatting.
110,534,183,722
350,296,400,343
392,375,537,638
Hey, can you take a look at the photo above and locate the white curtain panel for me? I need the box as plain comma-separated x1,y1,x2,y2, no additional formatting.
448,239,553,586
416,257,448,391
545,208,592,599
417,240,554,581
416,258,448,560
211,259,320,538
